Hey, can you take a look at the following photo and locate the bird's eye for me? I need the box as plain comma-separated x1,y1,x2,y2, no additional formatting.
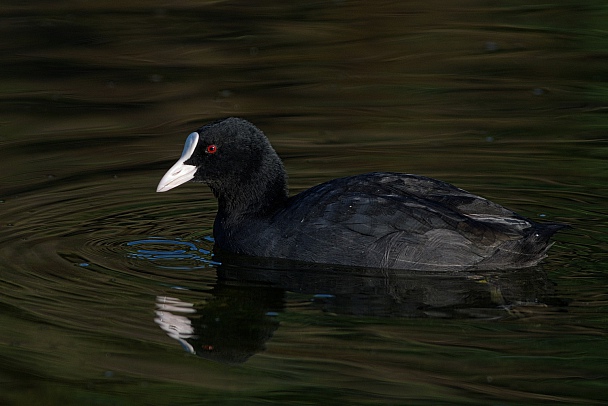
206,144,218,154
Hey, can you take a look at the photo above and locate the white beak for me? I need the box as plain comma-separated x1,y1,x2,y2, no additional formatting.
156,132,200,192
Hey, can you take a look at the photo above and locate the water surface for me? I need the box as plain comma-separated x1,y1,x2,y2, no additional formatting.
1,1,607,405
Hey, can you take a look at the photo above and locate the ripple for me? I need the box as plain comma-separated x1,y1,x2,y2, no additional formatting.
125,237,218,270
0,170,220,297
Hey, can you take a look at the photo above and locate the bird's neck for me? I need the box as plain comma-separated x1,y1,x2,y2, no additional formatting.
210,166,288,224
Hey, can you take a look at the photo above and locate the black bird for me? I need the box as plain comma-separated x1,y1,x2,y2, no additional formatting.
157,117,565,271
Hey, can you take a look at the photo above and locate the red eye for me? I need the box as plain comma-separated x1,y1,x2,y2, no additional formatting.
206,144,218,154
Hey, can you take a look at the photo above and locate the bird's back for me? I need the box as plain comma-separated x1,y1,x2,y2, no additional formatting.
215,172,564,270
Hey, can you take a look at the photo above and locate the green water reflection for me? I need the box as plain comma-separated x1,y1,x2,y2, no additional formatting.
1,1,607,405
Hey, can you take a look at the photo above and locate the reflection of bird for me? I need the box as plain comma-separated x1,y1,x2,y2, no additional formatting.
155,283,283,365
155,296,196,354
157,118,565,270
153,263,561,365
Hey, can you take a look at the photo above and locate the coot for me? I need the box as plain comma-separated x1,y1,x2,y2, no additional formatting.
157,118,564,270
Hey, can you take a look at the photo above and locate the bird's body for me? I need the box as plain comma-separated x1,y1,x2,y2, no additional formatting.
157,118,564,271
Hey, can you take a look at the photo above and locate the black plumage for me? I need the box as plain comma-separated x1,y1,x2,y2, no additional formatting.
157,118,565,271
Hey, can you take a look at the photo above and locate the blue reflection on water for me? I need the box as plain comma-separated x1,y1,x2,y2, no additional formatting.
126,237,219,270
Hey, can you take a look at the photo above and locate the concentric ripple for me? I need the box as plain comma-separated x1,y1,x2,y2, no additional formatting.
126,237,218,270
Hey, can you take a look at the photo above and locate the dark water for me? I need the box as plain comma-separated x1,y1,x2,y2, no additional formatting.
1,1,607,405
